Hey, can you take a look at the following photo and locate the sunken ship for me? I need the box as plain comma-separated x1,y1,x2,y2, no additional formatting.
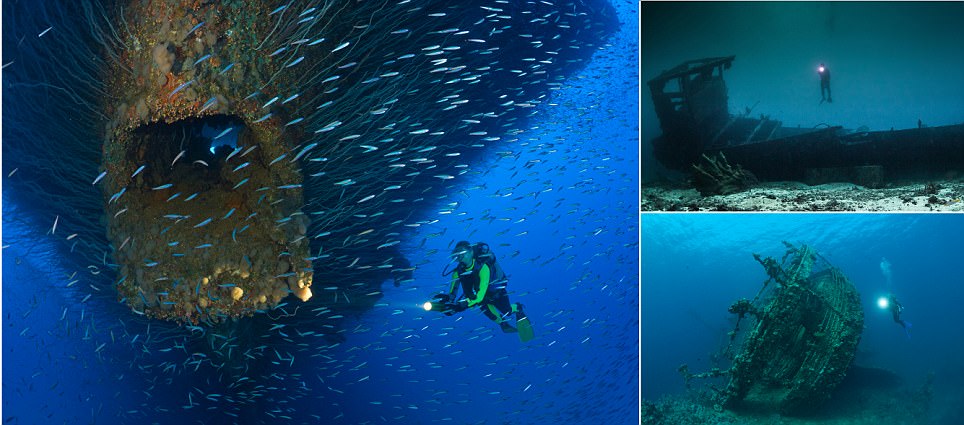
679,242,865,416
647,56,964,188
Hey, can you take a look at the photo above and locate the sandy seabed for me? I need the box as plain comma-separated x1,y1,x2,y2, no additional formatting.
641,181,964,212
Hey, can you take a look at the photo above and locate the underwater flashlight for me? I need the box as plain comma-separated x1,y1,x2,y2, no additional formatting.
423,293,453,313
424,300,448,312
877,296,889,309
818,66,825,73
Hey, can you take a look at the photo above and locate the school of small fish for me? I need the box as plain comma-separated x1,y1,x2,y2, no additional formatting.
1,0,637,423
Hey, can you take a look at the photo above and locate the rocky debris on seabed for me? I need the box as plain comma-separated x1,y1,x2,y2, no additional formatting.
642,381,935,425
641,180,964,212
691,153,758,196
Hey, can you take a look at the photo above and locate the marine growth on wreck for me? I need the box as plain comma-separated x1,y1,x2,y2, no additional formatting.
681,242,864,416
102,0,321,322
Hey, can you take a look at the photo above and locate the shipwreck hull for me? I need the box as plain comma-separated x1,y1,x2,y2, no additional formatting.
648,55,964,184
716,124,964,183
724,243,864,416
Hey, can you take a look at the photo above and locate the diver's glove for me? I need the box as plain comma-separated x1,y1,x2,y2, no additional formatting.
449,299,468,313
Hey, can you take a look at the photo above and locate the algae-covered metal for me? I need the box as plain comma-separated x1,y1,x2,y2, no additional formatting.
724,242,864,415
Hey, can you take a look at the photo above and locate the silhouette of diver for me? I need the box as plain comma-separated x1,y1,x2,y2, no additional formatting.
818,63,832,104
887,293,912,339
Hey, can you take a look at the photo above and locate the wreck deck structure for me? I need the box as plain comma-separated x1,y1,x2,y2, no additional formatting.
647,56,964,186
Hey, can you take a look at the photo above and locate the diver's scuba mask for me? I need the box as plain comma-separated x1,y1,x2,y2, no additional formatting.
441,241,475,276
441,248,470,276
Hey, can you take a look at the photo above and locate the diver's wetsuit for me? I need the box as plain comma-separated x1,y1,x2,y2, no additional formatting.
449,258,523,331
889,295,908,329
819,67,832,102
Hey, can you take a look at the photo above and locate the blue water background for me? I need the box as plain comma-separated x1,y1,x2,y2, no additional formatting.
1,2,639,424
641,214,964,409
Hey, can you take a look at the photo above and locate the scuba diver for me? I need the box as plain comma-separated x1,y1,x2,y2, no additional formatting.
818,63,832,104
426,241,533,342
884,293,912,339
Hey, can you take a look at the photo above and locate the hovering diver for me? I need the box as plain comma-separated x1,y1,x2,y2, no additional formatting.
879,293,911,338
818,63,832,104
423,241,533,342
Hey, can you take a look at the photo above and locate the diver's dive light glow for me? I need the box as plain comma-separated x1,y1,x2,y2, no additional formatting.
877,297,889,309
422,302,433,311
818,66,825,73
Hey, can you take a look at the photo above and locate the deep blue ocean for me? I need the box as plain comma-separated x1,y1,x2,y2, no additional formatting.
1,1,639,424
642,214,964,421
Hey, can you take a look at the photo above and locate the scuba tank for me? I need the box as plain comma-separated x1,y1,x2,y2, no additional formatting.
441,241,508,291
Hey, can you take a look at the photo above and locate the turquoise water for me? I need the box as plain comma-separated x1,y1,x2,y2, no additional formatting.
642,2,964,181
642,214,964,420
